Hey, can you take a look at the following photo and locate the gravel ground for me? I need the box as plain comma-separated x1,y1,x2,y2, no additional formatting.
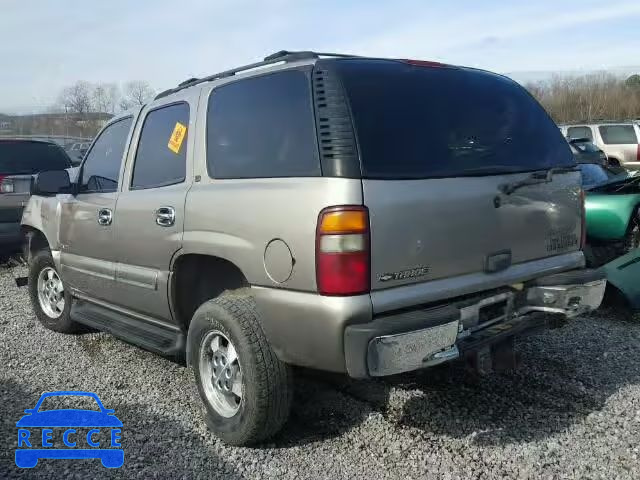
1,258,640,479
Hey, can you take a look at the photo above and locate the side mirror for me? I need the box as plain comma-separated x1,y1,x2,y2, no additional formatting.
33,170,71,196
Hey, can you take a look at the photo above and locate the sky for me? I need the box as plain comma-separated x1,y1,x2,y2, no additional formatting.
2,0,640,113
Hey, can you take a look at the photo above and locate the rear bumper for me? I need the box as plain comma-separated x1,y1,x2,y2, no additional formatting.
344,268,606,378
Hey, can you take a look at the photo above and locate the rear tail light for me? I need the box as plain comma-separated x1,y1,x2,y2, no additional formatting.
579,189,587,250
0,176,14,193
316,206,370,296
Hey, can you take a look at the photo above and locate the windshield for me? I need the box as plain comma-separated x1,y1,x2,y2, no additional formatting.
0,141,72,174
335,60,574,179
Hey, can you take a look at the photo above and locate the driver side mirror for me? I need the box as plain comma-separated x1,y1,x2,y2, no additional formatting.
33,170,71,196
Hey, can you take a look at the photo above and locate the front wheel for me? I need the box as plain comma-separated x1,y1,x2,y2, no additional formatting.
187,292,292,446
28,250,79,333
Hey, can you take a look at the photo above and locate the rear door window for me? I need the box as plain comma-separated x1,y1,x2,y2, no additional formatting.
567,126,593,141
334,60,574,179
0,141,71,174
131,102,189,190
598,125,638,145
206,70,320,179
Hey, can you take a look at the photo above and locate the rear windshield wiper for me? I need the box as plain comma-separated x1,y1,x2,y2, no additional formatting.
499,166,578,195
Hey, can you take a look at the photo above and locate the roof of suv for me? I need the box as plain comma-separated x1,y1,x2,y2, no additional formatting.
152,50,476,105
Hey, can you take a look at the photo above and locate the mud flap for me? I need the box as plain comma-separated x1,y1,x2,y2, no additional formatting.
603,247,640,310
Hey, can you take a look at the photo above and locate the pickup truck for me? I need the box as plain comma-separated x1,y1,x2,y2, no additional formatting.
21,50,606,446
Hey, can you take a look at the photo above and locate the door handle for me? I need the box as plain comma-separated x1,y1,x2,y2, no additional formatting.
156,206,176,227
97,208,113,226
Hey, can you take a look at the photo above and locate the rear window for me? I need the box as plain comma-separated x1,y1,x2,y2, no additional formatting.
567,126,593,141
335,60,574,179
598,125,638,145
206,70,320,179
0,141,71,174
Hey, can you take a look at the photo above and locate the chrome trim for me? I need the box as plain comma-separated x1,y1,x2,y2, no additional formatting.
367,320,459,376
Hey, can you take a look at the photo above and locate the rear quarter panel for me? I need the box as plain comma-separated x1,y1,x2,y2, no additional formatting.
182,177,363,291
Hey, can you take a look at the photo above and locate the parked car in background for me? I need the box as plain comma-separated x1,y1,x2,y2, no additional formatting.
560,122,640,169
22,51,606,446
578,157,640,267
65,142,91,166
0,139,72,249
568,137,607,164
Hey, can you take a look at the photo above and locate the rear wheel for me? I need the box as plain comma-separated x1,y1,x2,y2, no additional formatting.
187,292,292,445
28,250,79,333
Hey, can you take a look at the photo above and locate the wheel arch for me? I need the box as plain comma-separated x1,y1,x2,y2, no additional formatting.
170,252,251,333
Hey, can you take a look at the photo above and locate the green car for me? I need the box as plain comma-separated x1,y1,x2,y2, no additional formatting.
579,162,640,267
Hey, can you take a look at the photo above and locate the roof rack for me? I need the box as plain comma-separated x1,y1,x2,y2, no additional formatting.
154,50,360,100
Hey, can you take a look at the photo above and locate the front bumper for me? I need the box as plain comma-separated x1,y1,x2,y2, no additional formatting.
345,268,606,378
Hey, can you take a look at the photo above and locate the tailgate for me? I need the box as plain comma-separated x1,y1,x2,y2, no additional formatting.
365,172,582,290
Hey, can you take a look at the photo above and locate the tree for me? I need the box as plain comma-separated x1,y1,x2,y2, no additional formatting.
121,80,156,110
92,83,120,114
58,81,92,114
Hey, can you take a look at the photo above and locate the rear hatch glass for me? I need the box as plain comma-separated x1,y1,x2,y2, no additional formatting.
334,59,574,178
0,141,72,175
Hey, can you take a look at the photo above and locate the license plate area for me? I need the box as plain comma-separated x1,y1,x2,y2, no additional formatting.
460,292,514,331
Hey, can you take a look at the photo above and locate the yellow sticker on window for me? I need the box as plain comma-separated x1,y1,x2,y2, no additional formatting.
168,122,187,154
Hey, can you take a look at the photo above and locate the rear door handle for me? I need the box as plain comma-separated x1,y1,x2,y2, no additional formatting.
97,208,112,226
156,206,176,227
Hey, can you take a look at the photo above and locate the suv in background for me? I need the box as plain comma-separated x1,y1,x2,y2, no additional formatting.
0,139,72,249
560,122,640,168
22,51,606,445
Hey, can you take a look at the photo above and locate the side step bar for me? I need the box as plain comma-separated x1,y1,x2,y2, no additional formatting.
71,300,185,356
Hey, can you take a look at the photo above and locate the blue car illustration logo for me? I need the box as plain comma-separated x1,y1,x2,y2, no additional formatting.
15,391,124,468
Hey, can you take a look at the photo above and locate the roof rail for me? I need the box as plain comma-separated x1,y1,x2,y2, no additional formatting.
154,50,360,100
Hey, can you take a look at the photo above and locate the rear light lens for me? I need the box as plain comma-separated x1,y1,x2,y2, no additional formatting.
579,189,586,250
0,176,14,193
316,206,370,296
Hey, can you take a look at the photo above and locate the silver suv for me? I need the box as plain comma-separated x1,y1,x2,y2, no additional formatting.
21,51,606,445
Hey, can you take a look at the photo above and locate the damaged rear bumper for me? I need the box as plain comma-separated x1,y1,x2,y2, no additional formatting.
345,268,606,378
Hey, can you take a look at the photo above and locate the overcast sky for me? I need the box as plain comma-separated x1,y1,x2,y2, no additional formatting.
2,0,640,113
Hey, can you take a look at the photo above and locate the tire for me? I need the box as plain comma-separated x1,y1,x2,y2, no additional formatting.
28,249,79,333
187,292,292,446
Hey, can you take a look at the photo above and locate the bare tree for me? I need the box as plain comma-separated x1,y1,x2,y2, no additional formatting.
92,83,120,114
121,80,156,110
525,72,640,123
58,81,93,114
